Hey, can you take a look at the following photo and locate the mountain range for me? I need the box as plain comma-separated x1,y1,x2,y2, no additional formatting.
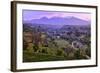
23,16,90,26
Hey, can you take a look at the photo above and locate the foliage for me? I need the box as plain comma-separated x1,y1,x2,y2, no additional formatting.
23,24,91,62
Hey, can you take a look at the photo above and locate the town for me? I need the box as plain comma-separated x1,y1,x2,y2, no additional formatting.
23,23,91,62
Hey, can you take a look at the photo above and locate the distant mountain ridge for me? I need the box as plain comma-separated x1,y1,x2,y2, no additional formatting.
23,16,90,26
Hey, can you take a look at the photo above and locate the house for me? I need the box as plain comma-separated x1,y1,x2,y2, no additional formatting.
23,31,33,51
23,31,33,43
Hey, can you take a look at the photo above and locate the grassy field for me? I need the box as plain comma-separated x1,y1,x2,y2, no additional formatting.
23,51,67,62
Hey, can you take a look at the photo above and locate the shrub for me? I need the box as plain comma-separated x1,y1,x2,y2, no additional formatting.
33,45,39,52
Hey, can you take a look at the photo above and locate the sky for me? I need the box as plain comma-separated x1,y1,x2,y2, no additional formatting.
23,10,91,21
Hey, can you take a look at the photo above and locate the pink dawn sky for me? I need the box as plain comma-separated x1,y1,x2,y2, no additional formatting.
23,10,91,21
